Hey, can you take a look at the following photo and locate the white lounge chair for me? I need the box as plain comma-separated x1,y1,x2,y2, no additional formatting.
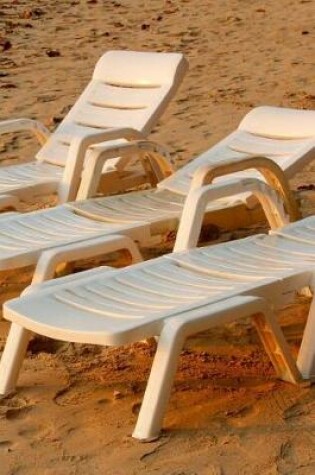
1,176,314,441
0,50,188,209
0,106,313,281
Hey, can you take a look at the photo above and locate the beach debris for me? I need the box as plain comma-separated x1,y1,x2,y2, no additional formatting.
37,94,56,103
132,402,141,415
49,105,71,125
163,0,179,14
4,19,33,33
0,440,12,454
130,382,142,394
200,223,220,242
113,21,124,28
0,83,16,89
0,39,12,52
113,390,123,400
20,8,45,20
297,184,315,191
46,49,61,58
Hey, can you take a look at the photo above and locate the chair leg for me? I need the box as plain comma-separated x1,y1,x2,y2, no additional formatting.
297,296,315,379
132,323,185,442
251,311,302,384
0,323,31,396
132,296,305,441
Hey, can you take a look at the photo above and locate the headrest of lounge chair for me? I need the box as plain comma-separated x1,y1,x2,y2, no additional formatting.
239,106,315,139
93,50,188,88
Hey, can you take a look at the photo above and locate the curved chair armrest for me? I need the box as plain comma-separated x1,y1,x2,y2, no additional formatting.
0,119,50,145
76,139,174,200
190,154,300,221
59,128,146,203
24,266,111,295
31,234,143,284
86,137,173,174
174,177,290,251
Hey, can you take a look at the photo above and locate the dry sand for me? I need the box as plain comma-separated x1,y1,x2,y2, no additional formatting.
0,1,315,474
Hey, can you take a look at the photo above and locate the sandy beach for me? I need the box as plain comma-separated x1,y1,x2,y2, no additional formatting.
0,1,315,474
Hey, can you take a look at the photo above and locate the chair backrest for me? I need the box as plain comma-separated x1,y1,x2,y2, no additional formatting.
159,106,315,196
36,50,188,167
238,106,315,139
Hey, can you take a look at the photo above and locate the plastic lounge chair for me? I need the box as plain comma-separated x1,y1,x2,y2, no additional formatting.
1,176,314,441
0,50,188,210
143,105,315,201
0,105,313,279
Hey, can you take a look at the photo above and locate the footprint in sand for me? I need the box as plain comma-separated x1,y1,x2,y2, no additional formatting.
0,439,13,449
53,384,78,406
5,405,32,420
224,404,259,428
53,383,112,407
0,395,32,420
18,426,41,437
0,439,14,455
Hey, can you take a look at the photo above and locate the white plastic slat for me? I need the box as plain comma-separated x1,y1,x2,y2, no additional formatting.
198,239,297,271
89,281,192,308
48,121,108,144
73,104,155,131
229,130,312,156
0,206,139,253
115,192,183,212
69,189,184,223
273,216,315,245
54,288,169,317
167,237,289,279
142,261,236,290
0,162,62,192
254,236,315,261
88,82,169,110
112,265,219,300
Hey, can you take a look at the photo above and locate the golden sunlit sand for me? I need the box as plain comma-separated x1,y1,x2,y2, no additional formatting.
0,1,314,474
